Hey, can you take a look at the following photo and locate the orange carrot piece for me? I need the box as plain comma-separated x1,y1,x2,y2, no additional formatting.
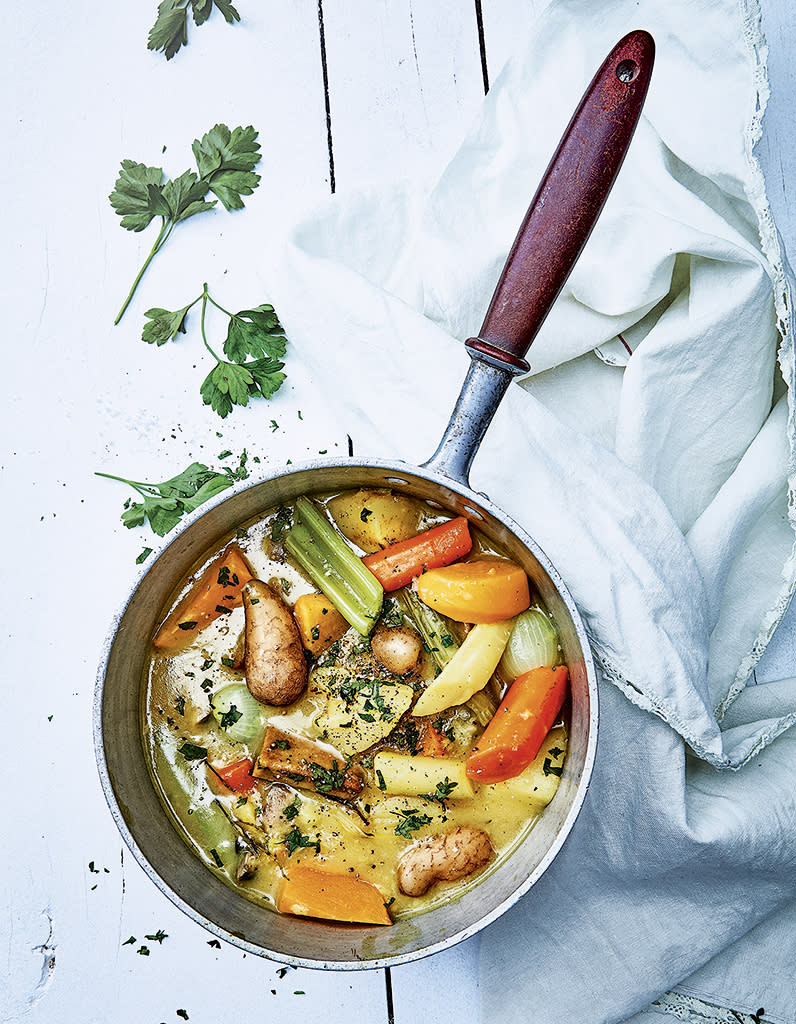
293,593,349,653
362,516,472,592
277,866,392,925
465,665,569,784
416,557,530,624
153,544,254,651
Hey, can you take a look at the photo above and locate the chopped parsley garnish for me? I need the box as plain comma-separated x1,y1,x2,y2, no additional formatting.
136,547,153,564
272,739,291,751
219,704,242,729
178,742,207,761
201,658,214,670
217,565,239,587
392,809,432,838
440,634,455,648
210,848,224,867
310,625,320,642
543,758,563,778
420,778,458,805
178,621,198,631
270,506,292,542
380,600,403,628
309,761,346,793
221,656,235,668
393,720,421,755
360,507,373,522
376,769,387,792
201,679,213,692
215,604,233,615
548,746,565,759
174,695,186,715
282,796,301,821
283,827,320,856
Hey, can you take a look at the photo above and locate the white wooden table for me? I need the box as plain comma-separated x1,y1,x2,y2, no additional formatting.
3,2,794,1022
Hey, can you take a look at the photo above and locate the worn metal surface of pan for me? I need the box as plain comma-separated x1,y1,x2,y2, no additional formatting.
94,31,654,969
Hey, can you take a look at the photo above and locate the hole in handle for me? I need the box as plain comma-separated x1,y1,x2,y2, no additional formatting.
616,59,639,84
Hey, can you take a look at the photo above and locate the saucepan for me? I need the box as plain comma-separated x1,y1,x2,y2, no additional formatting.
95,30,654,969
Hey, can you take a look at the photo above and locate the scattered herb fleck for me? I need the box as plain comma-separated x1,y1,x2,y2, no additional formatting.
146,929,168,943
123,936,136,945
178,742,208,761
392,808,432,838
136,547,153,564
283,827,320,856
137,945,150,956
542,758,563,778
210,847,224,867
219,704,242,729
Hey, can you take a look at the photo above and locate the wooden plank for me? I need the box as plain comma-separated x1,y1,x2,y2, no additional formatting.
321,0,487,189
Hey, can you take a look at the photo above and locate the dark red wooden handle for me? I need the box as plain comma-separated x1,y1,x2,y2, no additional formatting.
466,30,655,373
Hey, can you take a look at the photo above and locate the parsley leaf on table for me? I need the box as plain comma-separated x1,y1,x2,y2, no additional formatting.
148,0,240,61
141,284,287,418
109,124,260,323
96,454,251,538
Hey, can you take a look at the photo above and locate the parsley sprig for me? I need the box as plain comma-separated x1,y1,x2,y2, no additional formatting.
142,284,287,417
96,452,251,537
109,124,261,323
148,0,240,60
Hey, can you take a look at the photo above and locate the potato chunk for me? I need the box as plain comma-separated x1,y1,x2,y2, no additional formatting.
327,490,422,553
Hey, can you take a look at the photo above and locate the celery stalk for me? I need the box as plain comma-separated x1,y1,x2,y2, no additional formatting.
285,496,383,635
395,588,459,670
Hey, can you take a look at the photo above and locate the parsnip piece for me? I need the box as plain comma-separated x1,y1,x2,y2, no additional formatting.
244,580,307,706
412,619,514,717
253,725,364,798
372,752,474,800
327,490,422,553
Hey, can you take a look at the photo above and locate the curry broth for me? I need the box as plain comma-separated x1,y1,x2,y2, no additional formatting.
142,495,568,922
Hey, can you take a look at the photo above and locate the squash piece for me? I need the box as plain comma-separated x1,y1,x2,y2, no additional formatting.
294,593,349,654
327,490,422,553
154,544,254,651
278,866,392,925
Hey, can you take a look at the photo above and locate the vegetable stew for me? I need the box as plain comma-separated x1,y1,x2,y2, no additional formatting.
143,488,569,925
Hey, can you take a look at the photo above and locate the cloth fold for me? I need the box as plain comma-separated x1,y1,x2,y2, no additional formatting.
261,0,796,1019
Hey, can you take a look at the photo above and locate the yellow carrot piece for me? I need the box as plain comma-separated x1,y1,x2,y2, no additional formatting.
411,619,514,717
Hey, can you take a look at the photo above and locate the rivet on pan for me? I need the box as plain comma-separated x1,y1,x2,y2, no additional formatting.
385,477,409,486
463,505,485,521
616,59,639,84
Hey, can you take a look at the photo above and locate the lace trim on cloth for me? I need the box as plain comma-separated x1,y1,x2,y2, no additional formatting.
642,990,775,1024
718,0,796,720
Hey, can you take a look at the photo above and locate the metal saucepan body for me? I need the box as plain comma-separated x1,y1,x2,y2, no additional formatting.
94,451,597,969
94,31,654,968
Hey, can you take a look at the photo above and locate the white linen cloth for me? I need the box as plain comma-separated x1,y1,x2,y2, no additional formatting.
264,0,796,1020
